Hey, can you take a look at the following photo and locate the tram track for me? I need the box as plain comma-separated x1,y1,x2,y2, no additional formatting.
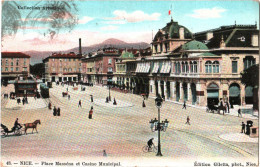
172,128,253,157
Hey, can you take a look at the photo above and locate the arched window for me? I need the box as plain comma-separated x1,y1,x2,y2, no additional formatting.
182,62,185,73
205,61,212,73
190,62,194,73
185,62,189,73
5,59,8,66
64,68,67,72
194,61,198,73
212,61,220,73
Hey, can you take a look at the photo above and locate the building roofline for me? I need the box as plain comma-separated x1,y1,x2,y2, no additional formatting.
194,24,257,35
2,52,31,58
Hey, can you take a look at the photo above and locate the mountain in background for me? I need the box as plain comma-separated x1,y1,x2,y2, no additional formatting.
25,38,150,65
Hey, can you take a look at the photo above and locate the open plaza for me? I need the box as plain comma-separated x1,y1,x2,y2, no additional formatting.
1,83,258,165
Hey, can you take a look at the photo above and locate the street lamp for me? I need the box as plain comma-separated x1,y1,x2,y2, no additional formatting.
108,85,111,101
149,95,169,156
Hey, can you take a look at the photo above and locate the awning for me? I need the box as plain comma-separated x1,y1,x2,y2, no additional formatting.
207,90,219,98
135,63,141,73
229,85,240,97
245,86,253,97
152,62,159,73
136,62,150,73
160,62,171,73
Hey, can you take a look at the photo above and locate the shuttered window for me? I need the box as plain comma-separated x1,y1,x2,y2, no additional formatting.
232,61,237,73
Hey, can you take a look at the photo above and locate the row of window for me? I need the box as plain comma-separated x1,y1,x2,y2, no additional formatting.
52,58,76,62
154,43,170,53
2,67,27,72
174,61,198,74
2,59,28,66
51,63,80,67
52,68,81,72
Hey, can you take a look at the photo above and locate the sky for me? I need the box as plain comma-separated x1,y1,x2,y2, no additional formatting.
1,0,259,52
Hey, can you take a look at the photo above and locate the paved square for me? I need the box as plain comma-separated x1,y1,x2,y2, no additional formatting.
1,84,258,161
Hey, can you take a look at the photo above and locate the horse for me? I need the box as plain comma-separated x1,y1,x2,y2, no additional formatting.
24,120,41,135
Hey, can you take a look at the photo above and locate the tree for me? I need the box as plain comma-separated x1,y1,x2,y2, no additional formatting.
30,63,45,78
241,64,259,110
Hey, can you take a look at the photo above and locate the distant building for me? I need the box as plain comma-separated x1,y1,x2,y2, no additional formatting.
114,49,138,91
1,52,31,82
81,47,121,85
42,52,82,82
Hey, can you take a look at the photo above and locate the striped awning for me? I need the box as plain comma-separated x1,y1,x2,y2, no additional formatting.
136,62,150,73
152,62,159,73
160,62,171,73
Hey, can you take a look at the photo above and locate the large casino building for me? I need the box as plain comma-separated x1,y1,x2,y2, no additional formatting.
113,18,259,107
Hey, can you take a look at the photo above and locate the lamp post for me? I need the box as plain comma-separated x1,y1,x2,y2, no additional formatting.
108,85,111,101
149,95,169,156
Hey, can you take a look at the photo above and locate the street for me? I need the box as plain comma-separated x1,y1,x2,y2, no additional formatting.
1,84,258,161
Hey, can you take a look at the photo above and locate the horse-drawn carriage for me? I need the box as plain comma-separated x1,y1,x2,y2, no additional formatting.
206,104,226,114
1,124,23,137
1,120,41,137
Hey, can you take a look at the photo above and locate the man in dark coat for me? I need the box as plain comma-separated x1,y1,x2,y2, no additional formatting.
53,106,57,116
241,122,245,133
182,101,186,109
57,107,61,116
91,95,93,102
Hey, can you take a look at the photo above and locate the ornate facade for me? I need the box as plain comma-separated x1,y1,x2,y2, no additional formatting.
114,18,259,107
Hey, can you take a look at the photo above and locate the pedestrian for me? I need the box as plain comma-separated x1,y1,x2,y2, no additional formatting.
113,98,117,105
238,108,242,117
226,101,230,113
17,98,20,105
182,101,186,109
22,98,25,105
48,102,52,110
78,100,82,107
142,100,146,107
103,150,107,157
57,107,61,116
53,106,57,116
34,94,37,100
185,116,190,125
67,87,68,92
241,122,245,133
105,97,109,103
25,97,28,104
68,94,70,100
91,95,93,102
88,106,93,119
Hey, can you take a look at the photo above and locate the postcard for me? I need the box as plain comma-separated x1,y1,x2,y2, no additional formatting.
1,0,259,166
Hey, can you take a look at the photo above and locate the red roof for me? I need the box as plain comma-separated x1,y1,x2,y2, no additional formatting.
43,52,83,62
1,52,31,58
49,52,82,58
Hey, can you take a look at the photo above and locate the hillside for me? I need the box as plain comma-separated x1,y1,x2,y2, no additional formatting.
25,38,150,64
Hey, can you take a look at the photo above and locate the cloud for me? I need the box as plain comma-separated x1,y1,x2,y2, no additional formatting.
188,7,226,19
104,20,127,24
100,25,118,31
78,16,94,24
110,10,161,22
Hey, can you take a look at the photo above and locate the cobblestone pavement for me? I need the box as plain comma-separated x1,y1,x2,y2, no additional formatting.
1,84,258,162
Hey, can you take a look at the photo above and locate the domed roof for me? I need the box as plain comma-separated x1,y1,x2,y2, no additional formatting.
182,40,208,50
121,51,134,59
154,18,192,40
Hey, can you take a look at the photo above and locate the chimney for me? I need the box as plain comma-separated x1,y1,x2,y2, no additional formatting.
79,38,82,55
